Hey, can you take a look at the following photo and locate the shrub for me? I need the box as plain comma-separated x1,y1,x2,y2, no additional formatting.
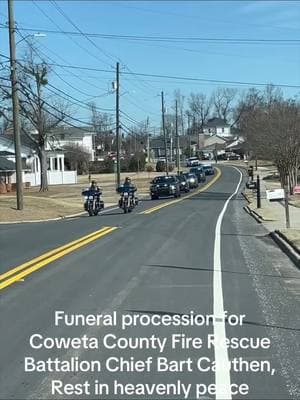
156,161,165,172
146,165,154,172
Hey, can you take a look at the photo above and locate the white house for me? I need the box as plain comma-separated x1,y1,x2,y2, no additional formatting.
48,126,95,161
203,118,232,137
0,135,77,187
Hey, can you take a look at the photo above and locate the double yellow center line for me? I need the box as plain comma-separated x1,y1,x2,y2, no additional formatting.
0,226,118,291
140,167,221,215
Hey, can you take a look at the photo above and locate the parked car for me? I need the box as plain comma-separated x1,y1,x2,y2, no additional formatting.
202,164,215,175
176,174,190,193
186,157,200,167
150,175,181,199
182,173,198,189
227,153,241,160
189,166,206,183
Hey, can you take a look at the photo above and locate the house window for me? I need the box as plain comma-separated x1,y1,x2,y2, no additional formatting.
54,158,58,170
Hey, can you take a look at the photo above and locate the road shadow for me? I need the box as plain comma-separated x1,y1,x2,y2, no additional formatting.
221,232,268,238
183,191,245,201
145,263,300,280
125,309,300,332
100,212,124,216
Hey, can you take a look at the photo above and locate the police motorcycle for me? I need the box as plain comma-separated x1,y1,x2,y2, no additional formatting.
81,187,104,216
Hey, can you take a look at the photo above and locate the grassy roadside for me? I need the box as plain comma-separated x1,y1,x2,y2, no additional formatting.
0,172,159,222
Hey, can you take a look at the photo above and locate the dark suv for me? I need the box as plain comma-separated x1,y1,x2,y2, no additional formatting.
202,164,215,175
189,166,206,183
150,175,181,199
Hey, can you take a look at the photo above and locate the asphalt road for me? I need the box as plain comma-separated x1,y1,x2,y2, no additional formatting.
0,165,299,400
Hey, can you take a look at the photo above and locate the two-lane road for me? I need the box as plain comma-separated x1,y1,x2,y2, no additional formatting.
0,165,299,400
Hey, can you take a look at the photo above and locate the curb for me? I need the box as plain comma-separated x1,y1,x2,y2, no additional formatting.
0,211,87,225
270,230,300,269
243,205,262,224
241,191,251,204
0,204,120,225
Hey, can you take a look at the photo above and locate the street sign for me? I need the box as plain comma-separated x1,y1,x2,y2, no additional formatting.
266,188,285,201
293,185,300,195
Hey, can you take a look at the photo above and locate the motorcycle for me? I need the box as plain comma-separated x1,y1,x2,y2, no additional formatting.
82,188,104,216
118,186,137,214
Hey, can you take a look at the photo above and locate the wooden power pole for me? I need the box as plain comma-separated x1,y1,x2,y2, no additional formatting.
8,0,23,209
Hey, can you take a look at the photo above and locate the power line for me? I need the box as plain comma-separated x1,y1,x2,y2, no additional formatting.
30,0,111,68
3,24,300,44
2,51,300,89
45,84,116,118
50,0,116,66
24,61,300,89
14,29,116,109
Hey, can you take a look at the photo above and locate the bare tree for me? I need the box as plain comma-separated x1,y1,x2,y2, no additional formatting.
0,48,68,191
89,102,114,154
187,92,212,130
237,86,300,194
212,87,237,124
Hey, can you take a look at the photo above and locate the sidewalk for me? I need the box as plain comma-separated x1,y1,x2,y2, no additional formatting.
243,165,300,265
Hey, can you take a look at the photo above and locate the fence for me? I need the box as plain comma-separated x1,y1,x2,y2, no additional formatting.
11,170,77,187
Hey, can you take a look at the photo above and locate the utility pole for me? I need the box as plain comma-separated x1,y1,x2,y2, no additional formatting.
175,100,180,174
8,0,23,210
256,175,261,209
115,62,120,187
187,114,192,158
146,116,151,163
284,177,290,229
161,91,168,176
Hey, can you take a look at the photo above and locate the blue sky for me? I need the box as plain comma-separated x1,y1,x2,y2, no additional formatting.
1,1,300,130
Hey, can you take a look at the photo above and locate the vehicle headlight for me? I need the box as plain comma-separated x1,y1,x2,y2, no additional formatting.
156,184,160,187
170,185,175,189
88,196,94,200
84,196,88,200
190,178,195,183
182,182,186,185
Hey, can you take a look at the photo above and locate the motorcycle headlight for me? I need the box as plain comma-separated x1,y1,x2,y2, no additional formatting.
84,196,88,200
88,196,94,200
190,178,195,183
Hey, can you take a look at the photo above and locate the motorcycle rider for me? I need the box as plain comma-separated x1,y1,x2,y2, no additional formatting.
90,180,101,192
118,177,138,206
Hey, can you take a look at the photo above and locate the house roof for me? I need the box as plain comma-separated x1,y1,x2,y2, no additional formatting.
203,118,230,128
50,126,94,139
0,134,34,156
0,157,16,172
0,150,14,157
202,143,227,151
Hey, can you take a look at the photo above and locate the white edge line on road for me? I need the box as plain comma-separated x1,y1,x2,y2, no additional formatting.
213,166,243,400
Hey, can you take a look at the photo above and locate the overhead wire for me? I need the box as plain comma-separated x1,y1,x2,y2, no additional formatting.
31,0,111,68
4,24,300,44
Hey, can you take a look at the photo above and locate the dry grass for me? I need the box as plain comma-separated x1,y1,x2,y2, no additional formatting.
0,173,155,222
289,195,300,208
0,196,83,222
